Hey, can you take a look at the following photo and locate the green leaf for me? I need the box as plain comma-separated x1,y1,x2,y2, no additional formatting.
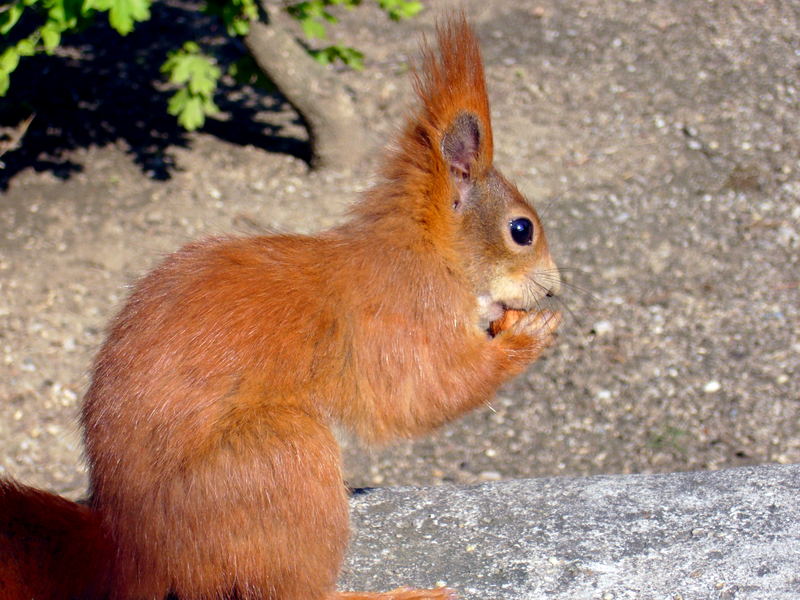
162,46,220,92
338,45,364,70
304,2,326,19
167,86,208,132
108,0,150,35
308,48,330,65
43,0,80,29
377,0,422,20
0,3,25,35
310,44,364,70
286,2,309,20
84,0,113,11
176,95,204,130
239,0,257,20
181,41,200,54
62,0,88,25
230,17,249,36
16,35,37,56
187,60,219,96
163,45,199,80
201,95,219,115
162,43,220,132
167,55,192,83
47,2,66,25
204,0,256,37
0,47,20,75
41,23,62,52
0,45,20,96
166,86,190,116
300,17,326,39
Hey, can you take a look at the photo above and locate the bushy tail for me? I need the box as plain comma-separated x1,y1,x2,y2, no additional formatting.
0,479,110,600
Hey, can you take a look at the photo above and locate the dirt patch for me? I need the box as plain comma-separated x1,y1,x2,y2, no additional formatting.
1,0,798,499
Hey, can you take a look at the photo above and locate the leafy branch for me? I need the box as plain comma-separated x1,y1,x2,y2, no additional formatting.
161,41,220,131
0,0,423,131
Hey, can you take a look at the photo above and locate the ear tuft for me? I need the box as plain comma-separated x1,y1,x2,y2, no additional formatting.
366,15,493,219
441,112,482,180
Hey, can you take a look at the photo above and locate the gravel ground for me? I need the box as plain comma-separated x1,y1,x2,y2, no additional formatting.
1,0,798,500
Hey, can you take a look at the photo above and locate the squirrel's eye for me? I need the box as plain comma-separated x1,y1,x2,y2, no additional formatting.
509,218,534,246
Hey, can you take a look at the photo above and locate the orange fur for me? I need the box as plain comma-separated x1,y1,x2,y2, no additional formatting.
0,15,560,600
0,480,110,599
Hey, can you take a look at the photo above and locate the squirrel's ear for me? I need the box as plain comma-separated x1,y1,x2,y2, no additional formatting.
441,112,482,207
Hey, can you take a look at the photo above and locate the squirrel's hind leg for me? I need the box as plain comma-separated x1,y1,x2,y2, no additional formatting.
117,403,351,600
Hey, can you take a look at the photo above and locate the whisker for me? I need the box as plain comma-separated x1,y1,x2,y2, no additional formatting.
538,267,585,275
550,294,585,331
531,279,584,330
532,195,556,221
558,281,599,303
538,275,597,300
535,269,599,302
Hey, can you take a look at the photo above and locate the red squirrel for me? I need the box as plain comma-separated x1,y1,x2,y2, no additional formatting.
0,16,561,600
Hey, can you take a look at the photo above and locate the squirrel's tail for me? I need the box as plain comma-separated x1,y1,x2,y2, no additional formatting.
0,479,110,600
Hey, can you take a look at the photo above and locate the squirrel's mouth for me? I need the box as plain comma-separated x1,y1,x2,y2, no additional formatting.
487,306,530,338
477,296,521,322
477,296,532,337
484,300,507,322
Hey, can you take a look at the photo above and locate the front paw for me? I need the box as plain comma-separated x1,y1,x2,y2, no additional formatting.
494,309,562,356
488,308,527,337
511,309,562,347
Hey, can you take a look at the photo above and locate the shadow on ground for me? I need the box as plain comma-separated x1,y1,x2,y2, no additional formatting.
0,1,310,190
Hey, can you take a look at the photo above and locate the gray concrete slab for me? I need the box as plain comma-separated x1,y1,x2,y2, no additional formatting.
342,464,800,600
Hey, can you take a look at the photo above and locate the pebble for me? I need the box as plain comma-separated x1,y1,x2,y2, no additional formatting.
703,381,722,394
592,320,614,336
479,471,502,482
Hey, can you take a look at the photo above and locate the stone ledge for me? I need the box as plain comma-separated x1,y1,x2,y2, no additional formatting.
340,464,800,600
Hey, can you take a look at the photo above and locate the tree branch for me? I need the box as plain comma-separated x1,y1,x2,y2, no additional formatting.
244,3,368,171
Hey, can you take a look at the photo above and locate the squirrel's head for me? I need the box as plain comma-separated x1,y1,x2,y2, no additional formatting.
369,16,560,332
441,110,560,330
